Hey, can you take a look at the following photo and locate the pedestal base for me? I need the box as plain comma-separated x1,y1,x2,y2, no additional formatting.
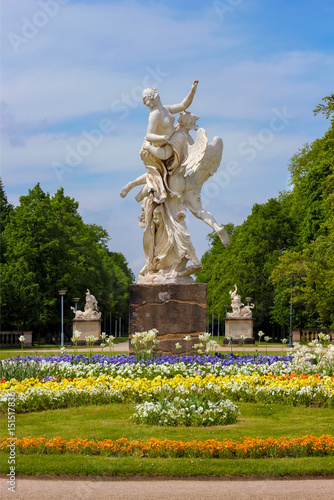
224,318,254,344
72,320,101,345
129,284,207,356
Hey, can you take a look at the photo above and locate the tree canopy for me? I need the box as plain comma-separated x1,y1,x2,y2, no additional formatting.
196,193,296,333
197,94,334,332
313,93,334,120
1,183,134,335
0,178,14,260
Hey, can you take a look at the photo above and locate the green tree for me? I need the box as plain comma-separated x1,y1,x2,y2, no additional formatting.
197,194,296,334
0,178,13,229
0,178,14,261
288,124,334,247
270,232,334,328
200,94,334,333
270,99,334,327
1,184,134,337
313,93,334,119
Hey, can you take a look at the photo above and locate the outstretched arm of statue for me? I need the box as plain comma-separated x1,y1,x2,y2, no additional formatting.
166,80,199,114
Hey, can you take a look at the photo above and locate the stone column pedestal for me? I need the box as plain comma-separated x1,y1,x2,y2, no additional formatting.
129,283,207,356
72,320,102,345
224,318,255,344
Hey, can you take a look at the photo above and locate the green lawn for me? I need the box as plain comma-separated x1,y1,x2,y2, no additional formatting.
0,337,129,360
0,338,289,360
1,402,333,477
9,455,334,478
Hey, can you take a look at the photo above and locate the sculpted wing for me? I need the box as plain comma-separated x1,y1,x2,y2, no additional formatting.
185,129,223,186
183,128,208,175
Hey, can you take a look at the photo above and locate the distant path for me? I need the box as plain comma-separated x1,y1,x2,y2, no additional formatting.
1,477,334,500
2,342,289,355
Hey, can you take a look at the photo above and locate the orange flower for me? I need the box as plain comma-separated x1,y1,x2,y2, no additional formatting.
1,434,333,458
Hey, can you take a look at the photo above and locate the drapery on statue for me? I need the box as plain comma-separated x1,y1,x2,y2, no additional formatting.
227,285,254,318
120,81,230,284
71,289,101,320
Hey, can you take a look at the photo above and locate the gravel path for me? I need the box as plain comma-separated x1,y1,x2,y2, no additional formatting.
1,477,334,500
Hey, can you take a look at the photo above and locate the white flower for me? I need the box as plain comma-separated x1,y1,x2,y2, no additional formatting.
60,347,67,354
175,343,182,350
258,331,264,338
199,333,211,343
264,336,272,342
85,335,97,343
18,335,25,343
183,335,191,342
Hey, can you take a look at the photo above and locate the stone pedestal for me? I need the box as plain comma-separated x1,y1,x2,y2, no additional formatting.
224,318,254,344
72,320,101,345
129,283,207,356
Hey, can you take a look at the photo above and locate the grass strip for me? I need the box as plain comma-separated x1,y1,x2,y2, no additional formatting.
1,454,333,478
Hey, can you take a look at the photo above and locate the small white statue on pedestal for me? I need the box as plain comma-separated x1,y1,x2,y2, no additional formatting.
71,289,101,320
227,285,254,318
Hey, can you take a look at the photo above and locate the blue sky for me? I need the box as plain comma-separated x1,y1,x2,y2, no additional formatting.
1,0,334,277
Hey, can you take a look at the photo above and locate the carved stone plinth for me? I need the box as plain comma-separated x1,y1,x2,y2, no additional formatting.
72,320,101,345
224,318,255,344
129,284,207,356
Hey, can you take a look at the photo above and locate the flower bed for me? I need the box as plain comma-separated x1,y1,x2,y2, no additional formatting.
0,353,294,382
1,434,333,459
1,342,333,418
1,338,333,384
131,396,239,426
1,372,333,413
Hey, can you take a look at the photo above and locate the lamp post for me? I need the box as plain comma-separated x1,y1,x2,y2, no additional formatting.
73,297,80,312
211,310,214,337
245,297,252,307
224,305,229,318
289,277,293,347
58,290,66,347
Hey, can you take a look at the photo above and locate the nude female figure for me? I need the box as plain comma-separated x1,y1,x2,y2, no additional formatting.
120,82,198,201
143,80,198,145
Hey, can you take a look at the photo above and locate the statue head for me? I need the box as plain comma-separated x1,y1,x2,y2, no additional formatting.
142,87,159,109
177,111,199,131
153,205,163,226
